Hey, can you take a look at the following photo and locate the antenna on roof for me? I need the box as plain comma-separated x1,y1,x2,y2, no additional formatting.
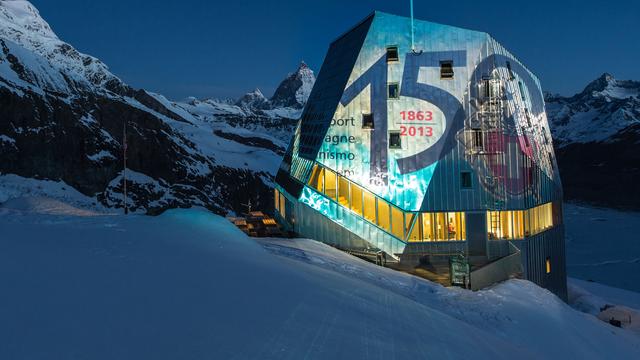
410,0,415,52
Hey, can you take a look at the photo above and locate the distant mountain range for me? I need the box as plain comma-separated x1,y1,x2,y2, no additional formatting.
0,0,638,213
546,74,640,209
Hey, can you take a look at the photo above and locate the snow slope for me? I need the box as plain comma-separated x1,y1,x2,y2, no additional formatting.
0,204,638,359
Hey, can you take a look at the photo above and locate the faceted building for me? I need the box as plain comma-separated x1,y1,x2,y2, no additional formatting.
274,12,566,300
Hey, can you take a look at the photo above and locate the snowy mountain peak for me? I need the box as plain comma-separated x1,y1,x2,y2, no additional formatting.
270,61,316,109
576,73,640,101
546,73,640,146
0,0,127,96
0,0,57,40
235,87,268,109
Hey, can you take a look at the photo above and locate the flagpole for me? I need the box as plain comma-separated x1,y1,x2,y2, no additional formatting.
410,0,415,52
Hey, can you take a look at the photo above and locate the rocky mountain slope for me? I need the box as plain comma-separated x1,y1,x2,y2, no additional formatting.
0,0,313,215
546,73,640,209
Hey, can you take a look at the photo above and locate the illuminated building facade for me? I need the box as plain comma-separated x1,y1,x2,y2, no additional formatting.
274,12,567,299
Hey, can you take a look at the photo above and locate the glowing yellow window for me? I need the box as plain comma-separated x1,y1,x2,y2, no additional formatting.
421,213,434,241
435,213,447,241
391,206,404,239
513,210,524,239
279,193,286,218
546,257,551,274
405,213,418,241
274,189,280,211
363,190,376,223
407,218,421,242
446,212,465,241
377,200,391,232
349,183,363,216
308,165,324,193
337,176,349,207
324,168,337,201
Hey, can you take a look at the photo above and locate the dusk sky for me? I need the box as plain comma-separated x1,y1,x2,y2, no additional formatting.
31,0,640,100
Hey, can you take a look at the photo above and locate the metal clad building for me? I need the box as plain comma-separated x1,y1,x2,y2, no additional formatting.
274,12,567,300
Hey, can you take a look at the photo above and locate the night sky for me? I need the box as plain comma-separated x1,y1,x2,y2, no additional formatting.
30,0,640,100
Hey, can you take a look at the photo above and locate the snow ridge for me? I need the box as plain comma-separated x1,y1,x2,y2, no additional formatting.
546,73,640,146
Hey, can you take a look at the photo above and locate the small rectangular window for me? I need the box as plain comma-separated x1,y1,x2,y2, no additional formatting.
461,172,472,189
389,131,401,149
362,113,374,129
472,130,483,149
506,61,515,79
524,108,532,127
518,81,526,101
387,83,399,99
386,46,399,62
279,193,286,219
546,257,551,274
440,61,454,79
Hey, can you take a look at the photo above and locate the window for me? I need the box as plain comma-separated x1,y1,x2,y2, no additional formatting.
435,212,447,240
377,200,391,232
387,83,399,99
421,213,434,241
440,61,454,79
482,79,491,98
518,81,526,101
472,130,483,149
279,192,286,218
506,61,515,79
338,176,349,206
405,213,416,238
386,46,399,62
362,113,374,130
274,189,280,212
389,131,401,149
546,257,551,274
391,206,404,239
524,108,532,127
488,210,517,240
407,214,421,242
308,165,324,192
363,190,376,223
513,210,525,239
324,168,337,201
461,172,472,189
349,182,363,216
447,212,466,241
489,203,555,239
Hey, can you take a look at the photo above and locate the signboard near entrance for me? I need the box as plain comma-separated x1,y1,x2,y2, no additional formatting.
450,255,470,288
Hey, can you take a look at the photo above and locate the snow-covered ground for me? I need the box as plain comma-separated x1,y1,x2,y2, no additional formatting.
564,203,640,293
0,199,639,359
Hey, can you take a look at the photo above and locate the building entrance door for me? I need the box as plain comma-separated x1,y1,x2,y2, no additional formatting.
466,212,487,257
